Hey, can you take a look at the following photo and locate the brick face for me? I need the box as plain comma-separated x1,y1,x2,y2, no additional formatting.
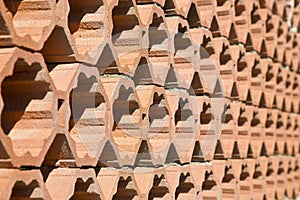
0,0,299,199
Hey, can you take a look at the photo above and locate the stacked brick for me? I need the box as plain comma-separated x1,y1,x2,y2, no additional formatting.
0,0,299,199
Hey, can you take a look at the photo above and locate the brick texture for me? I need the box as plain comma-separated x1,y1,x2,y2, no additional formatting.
0,0,299,199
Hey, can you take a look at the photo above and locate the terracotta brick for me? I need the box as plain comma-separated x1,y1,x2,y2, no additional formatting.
196,0,215,28
0,47,57,166
0,169,50,199
237,103,253,158
0,0,298,198
234,0,251,44
46,168,102,199
0,0,56,50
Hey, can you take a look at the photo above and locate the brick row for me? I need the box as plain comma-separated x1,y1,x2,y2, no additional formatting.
0,156,299,200
0,0,299,199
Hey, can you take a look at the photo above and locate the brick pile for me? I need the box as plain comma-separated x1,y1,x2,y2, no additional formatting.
0,0,299,199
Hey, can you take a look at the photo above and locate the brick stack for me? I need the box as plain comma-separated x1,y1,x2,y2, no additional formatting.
0,0,299,199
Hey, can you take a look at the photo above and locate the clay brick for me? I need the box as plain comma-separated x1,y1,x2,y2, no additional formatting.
46,168,102,199
101,75,141,166
66,0,107,59
249,106,266,158
165,17,197,89
0,0,56,50
195,0,215,28
252,160,266,200
215,0,233,37
249,1,265,52
175,172,198,199
164,88,197,163
50,64,109,166
0,169,50,199
264,109,278,155
135,85,171,165
148,173,172,199
0,0,298,198
201,170,219,200
236,103,252,158
234,0,251,44
0,47,57,166
110,0,143,73
219,100,236,158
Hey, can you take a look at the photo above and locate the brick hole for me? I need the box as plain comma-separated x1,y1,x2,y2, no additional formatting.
200,102,212,124
175,98,194,133
148,92,169,136
163,0,176,16
69,73,106,132
132,57,153,85
148,14,168,57
175,173,196,199
189,72,205,96
10,180,43,200
70,178,101,200
187,3,201,28
202,171,217,199
235,0,246,16
148,175,170,200
112,0,140,57
1,59,54,157
251,4,261,24
41,26,75,63
174,24,193,64
112,86,140,134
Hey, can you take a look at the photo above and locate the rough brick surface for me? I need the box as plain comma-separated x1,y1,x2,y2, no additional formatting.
0,0,299,199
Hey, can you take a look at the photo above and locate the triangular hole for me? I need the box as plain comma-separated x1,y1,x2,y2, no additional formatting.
272,95,277,109
274,142,279,155
273,49,278,62
165,143,180,164
232,142,240,159
187,3,201,28
246,89,252,105
210,16,221,37
260,142,267,156
189,72,204,96
133,57,153,85
41,26,76,64
230,82,239,100
98,141,119,168
0,140,12,167
191,141,204,162
212,79,223,97
134,140,153,167
272,2,278,15
229,23,238,44
163,0,176,15
245,33,254,51
260,40,268,58
247,143,254,158
213,140,224,159
96,44,119,75
283,142,289,155
259,93,266,108
42,133,75,167
165,66,178,88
